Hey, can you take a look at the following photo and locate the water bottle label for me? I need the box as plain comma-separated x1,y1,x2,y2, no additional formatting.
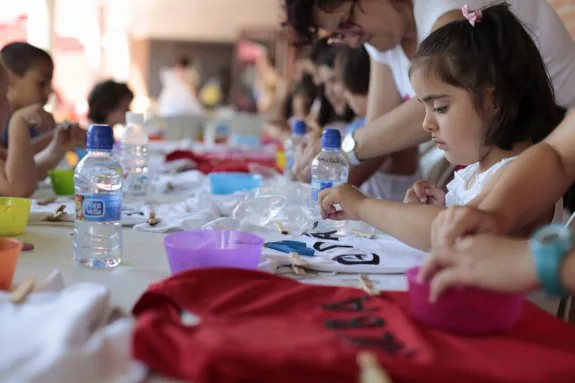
124,173,149,197
311,180,334,201
286,154,295,173
75,194,122,222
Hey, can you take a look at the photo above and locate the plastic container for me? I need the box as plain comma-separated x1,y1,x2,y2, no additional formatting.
0,197,32,236
406,267,524,335
0,238,22,290
164,230,264,274
208,172,262,195
49,168,75,196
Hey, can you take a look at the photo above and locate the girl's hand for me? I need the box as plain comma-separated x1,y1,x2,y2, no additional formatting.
292,130,321,183
12,104,56,133
404,180,445,205
419,235,536,302
319,183,368,221
52,124,87,153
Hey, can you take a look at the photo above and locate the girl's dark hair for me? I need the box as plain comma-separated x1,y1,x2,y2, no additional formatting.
335,45,370,95
88,80,134,123
281,74,317,120
1,42,53,76
409,2,566,151
283,0,346,44
294,74,318,111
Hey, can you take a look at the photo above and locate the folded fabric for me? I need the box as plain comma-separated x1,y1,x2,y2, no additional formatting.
150,170,208,196
133,196,221,233
0,271,145,383
132,269,575,383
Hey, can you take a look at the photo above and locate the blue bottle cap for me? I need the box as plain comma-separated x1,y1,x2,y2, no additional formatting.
291,119,307,136
321,128,342,149
87,124,114,150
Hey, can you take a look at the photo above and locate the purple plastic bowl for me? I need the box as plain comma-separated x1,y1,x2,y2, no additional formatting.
164,230,264,274
406,267,524,335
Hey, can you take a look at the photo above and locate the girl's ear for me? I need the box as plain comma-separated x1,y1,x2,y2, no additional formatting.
483,86,497,115
3,67,19,87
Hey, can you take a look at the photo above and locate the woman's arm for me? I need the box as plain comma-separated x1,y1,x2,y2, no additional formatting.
348,60,401,186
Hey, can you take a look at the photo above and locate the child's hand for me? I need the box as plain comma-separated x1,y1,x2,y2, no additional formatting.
319,183,368,221
12,104,56,133
52,124,87,153
404,180,445,206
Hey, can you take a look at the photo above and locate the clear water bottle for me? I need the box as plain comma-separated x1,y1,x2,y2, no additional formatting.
284,119,307,178
311,128,349,203
117,112,149,203
73,124,123,268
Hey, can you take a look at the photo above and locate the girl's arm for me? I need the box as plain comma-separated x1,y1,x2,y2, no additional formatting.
0,116,38,197
319,183,443,251
356,198,444,251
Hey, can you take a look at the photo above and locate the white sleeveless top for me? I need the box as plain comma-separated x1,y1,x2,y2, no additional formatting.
365,0,575,108
445,157,564,223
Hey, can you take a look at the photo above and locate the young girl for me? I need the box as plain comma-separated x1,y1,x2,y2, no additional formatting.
319,3,565,251
0,42,55,150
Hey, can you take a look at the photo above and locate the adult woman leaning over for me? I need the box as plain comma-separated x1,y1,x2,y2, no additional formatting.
283,0,575,187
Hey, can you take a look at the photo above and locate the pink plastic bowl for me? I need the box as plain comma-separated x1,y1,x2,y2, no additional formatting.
406,267,524,335
164,230,264,274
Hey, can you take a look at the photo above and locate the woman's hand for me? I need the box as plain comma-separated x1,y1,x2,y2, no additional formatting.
419,235,537,302
430,206,505,248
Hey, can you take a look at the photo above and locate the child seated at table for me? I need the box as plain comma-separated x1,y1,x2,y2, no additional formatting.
318,3,565,251
0,63,85,197
87,80,133,127
0,42,56,151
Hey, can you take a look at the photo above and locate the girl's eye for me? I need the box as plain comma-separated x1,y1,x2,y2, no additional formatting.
434,106,448,114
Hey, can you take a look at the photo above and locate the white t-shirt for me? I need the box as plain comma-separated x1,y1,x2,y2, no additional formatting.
446,157,564,223
365,0,575,108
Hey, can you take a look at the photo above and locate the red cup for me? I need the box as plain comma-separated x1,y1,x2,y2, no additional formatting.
0,238,22,290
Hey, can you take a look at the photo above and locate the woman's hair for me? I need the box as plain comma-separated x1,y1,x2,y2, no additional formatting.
335,45,370,95
283,0,347,44
88,80,134,123
0,42,53,76
409,2,566,151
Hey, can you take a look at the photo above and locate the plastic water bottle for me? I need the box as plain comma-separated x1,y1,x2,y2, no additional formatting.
73,124,123,268
310,128,349,205
284,119,307,178
117,112,149,203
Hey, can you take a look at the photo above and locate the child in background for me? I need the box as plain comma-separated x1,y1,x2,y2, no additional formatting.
0,65,84,197
0,42,55,150
289,74,316,123
87,80,134,126
335,45,420,202
319,3,565,251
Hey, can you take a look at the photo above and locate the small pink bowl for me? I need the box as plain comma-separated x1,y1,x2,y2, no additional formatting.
406,267,524,335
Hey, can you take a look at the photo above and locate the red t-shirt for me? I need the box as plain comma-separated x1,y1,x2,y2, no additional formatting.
132,269,575,383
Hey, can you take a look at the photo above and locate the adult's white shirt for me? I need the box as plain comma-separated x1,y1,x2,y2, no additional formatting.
364,0,575,107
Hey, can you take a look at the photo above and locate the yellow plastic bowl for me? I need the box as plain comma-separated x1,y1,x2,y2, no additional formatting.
0,197,32,236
